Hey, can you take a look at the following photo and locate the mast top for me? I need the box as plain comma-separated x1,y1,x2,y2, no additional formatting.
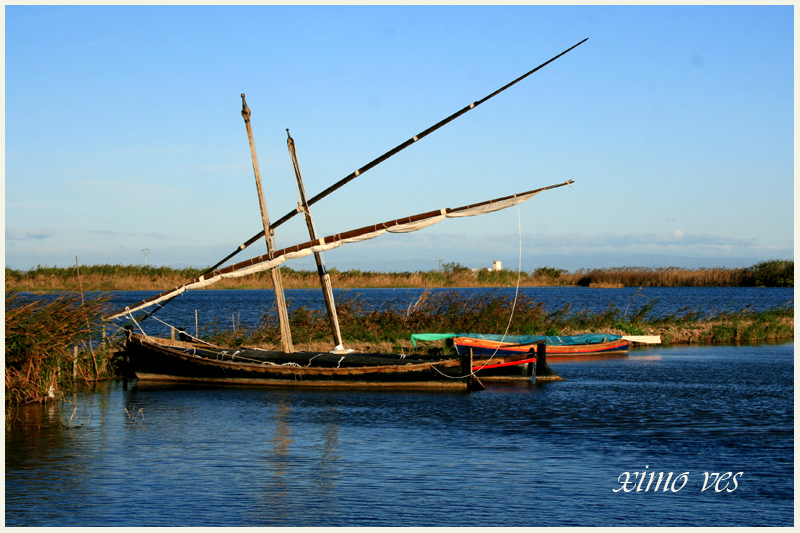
241,93,250,121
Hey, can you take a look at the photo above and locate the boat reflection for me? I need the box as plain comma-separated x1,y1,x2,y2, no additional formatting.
627,355,663,361
546,354,629,364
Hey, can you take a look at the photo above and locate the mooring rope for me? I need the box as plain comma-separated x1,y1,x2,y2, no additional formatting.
429,204,526,381
124,309,148,337
469,204,525,374
306,353,325,367
143,314,219,347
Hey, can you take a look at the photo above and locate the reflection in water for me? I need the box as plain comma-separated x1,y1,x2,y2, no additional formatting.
265,401,293,522
5,343,794,527
547,353,629,364
316,412,340,492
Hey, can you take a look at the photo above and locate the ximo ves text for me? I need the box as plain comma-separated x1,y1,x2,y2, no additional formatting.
614,467,743,493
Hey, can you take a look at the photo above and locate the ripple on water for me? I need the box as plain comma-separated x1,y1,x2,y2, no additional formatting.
5,342,794,526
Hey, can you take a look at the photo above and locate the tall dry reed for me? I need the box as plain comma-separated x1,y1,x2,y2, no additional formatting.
5,291,116,403
5,260,792,292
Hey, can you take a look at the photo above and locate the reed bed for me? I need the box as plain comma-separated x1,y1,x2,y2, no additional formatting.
563,260,794,288
5,291,119,404
5,260,793,291
5,265,208,292
202,289,794,354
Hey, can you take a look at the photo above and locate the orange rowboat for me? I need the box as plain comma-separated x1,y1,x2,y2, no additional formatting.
411,333,661,358
452,335,629,357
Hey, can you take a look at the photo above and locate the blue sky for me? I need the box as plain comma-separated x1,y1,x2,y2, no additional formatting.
5,5,794,273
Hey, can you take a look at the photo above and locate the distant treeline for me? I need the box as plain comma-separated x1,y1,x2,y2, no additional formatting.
4,259,793,291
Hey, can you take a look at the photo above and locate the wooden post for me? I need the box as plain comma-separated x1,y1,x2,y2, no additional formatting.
462,348,484,391
241,94,294,353
536,342,546,370
171,326,175,342
534,341,563,381
286,129,344,349
461,348,473,381
526,353,536,377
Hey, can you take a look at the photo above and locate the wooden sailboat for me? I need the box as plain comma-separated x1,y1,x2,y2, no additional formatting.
108,40,588,390
116,179,571,389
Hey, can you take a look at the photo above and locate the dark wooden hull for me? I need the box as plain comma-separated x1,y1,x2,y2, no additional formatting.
124,333,536,390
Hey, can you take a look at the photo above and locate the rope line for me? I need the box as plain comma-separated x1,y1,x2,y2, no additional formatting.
470,204,524,374
145,314,218,347
125,309,148,337
429,204,526,381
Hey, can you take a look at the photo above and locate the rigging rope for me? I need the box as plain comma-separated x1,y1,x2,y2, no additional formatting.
125,309,148,337
428,203,526,380
464,204,525,376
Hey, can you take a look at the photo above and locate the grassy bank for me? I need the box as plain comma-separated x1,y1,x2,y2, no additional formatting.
202,290,794,354
4,259,794,291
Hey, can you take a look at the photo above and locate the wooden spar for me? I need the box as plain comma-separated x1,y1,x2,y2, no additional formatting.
241,94,294,353
202,39,588,275
104,180,573,321
212,180,574,277
286,129,344,349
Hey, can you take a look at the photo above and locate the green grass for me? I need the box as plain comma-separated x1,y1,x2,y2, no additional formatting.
200,289,794,350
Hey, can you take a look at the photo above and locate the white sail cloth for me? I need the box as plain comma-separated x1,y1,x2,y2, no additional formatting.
106,188,551,320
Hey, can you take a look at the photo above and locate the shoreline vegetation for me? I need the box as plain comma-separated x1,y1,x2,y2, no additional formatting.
5,260,793,404
4,259,794,291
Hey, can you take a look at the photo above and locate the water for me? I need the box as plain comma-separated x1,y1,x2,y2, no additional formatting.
6,342,793,526
104,286,793,337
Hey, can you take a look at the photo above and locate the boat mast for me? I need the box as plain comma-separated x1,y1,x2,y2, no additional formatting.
286,129,345,350
241,94,294,353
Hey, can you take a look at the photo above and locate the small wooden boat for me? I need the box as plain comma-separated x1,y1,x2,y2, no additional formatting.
411,333,661,357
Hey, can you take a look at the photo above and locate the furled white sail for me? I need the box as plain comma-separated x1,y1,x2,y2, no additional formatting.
105,181,571,320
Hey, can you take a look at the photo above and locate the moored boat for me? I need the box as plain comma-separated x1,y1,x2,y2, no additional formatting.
123,331,540,390
411,333,661,357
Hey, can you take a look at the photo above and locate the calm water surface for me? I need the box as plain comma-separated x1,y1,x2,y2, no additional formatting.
6,342,793,526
